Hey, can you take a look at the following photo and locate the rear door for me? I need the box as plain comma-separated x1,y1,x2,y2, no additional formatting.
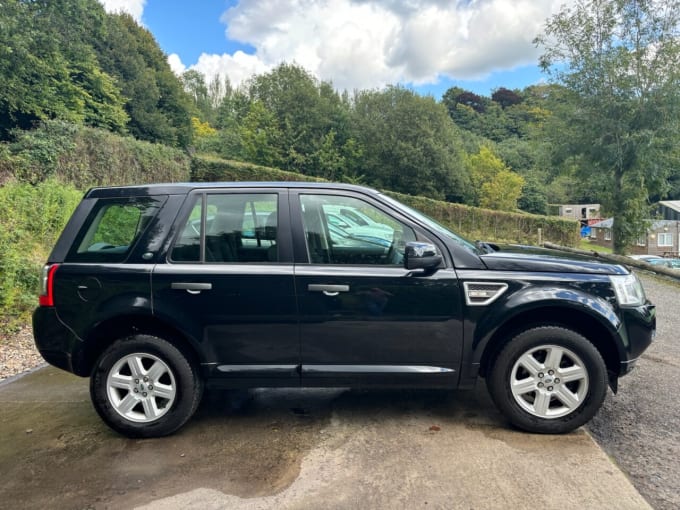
152,188,299,384
291,190,464,387
53,195,167,338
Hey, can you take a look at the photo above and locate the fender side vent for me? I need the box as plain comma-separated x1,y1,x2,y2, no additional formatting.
463,282,508,306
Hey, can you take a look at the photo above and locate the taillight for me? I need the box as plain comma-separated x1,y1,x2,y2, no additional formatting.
39,264,59,307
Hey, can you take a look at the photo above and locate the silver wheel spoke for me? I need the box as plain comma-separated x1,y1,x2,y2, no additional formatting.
152,383,175,400
128,356,145,379
512,377,537,395
553,386,580,410
141,398,160,420
109,373,132,390
559,365,587,383
533,391,551,416
545,346,564,369
146,360,166,382
518,353,543,376
116,393,139,415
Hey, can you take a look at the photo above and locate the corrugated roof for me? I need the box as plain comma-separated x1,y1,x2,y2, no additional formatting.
658,201,680,213
591,218,613,228
591,218,679,231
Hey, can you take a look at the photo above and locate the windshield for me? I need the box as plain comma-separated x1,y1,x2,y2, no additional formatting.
379,194,481,255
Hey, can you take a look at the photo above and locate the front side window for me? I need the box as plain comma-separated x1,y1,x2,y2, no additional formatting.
300,194,417,265
68,196,166,262
171,193,279,263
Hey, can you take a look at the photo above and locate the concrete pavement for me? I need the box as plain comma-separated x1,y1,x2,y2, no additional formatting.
0,367,650,509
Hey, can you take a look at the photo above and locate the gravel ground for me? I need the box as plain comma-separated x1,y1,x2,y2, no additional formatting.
588,274,680,510
1,273,677,508
0,327,43,382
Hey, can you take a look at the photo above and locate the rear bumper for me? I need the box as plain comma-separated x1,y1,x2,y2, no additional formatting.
32,307,86,376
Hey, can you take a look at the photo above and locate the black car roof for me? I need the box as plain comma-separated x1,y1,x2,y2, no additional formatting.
84,181,381,198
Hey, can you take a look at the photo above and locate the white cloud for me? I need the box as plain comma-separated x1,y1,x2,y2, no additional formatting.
167,54,186,76
174,0,574,90
98,0,146,23
168,52,269,89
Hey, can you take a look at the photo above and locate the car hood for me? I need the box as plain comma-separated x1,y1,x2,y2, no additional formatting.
479,244,628,275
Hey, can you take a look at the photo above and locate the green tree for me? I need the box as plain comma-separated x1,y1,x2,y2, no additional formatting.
480,170,525,211
535,0,680,253
96,13,193,147
352,86,470,201
465,146,525,210
0,0,128,137
239,101,283,167
247,64,350,175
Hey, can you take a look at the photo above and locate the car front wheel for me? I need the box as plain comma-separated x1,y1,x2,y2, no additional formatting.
90,334,202,438
487,326,608,434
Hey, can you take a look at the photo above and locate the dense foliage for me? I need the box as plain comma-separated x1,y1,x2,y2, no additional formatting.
0,0,193,146
0,181,82,332
536,0,680,253
2,121,190,187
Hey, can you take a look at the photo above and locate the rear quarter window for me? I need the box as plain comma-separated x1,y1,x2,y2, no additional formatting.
66,196,167,262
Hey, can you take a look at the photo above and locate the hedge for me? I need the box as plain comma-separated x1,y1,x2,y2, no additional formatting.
191,154,325,183
386,191,580,247
2,120,191,188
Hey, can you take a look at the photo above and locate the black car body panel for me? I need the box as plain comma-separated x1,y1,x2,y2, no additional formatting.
480,245,628,274
34,182,656,402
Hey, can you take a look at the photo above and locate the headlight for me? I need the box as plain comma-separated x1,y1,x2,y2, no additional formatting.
610,273,646,306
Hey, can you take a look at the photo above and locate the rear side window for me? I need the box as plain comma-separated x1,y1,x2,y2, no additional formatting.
170,193,279,263
67,196,167,262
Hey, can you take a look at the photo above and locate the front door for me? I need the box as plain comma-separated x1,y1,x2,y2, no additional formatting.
152,189,299,384
291,191,464,387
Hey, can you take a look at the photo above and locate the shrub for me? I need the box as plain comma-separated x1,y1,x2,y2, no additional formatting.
387,191,579,246
8,120,191,187
191,155,325,183
0,180,82,335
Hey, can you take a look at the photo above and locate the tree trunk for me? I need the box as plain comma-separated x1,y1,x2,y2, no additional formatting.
612,168,627,255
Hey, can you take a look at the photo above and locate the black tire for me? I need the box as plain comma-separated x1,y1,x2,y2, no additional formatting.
90,334,203,438
487,326,607,434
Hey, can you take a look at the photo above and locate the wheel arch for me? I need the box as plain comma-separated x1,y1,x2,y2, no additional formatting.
477,306,623,386
75,314,204,377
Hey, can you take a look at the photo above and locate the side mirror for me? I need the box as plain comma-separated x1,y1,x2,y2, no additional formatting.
404,242,443,272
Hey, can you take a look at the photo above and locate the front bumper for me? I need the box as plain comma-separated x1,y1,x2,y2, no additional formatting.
618,301,656,376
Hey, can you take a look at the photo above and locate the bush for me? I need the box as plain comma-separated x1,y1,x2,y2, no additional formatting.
191,154,325,183
8,120,191,187
387,191,579,246
0,180,82,335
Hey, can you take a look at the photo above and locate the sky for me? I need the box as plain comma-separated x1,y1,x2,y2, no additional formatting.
97,0,570,98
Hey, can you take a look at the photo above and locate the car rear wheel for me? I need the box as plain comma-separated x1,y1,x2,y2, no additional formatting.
90,334,203,438
487,326,607,434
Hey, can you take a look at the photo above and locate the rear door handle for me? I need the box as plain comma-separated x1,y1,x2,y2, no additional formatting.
308,284,350,296
171,282,212,294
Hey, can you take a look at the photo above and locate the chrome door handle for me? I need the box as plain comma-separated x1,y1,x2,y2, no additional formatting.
308,284,349,296
171,282,212,294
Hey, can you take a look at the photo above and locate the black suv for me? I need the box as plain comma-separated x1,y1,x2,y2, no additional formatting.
33,182,655,437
